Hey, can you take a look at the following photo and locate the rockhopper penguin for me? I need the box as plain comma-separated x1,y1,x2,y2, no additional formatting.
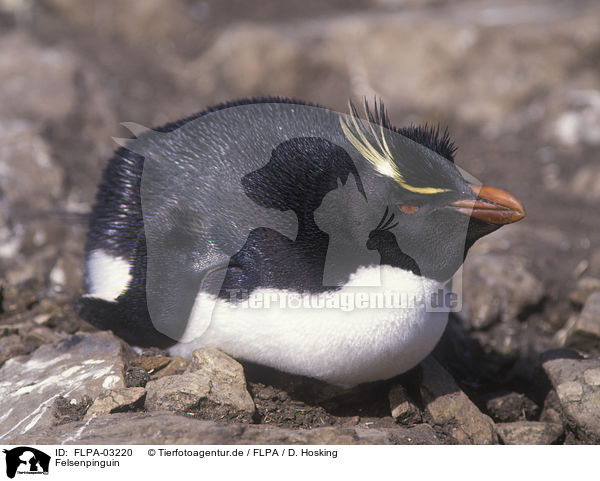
77,97,525,386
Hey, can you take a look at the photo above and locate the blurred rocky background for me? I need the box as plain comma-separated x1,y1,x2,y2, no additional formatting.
0,0,599,444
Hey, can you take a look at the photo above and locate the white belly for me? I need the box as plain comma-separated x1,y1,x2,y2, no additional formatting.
168,265,449,386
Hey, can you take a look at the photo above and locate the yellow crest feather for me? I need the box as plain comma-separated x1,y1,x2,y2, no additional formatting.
340,102,450,195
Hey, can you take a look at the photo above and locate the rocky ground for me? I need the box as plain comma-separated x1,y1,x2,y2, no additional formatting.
1,0,599,444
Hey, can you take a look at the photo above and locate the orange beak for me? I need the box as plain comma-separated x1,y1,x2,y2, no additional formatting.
451,185,526,225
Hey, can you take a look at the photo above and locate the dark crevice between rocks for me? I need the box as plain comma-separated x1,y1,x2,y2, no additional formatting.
390,367,426,411
550,428,567,446
540,349,585,363
517,295,548,323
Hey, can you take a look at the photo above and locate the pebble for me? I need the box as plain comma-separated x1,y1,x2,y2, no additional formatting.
389,384,421,425
484,391,539,423
419,356,496,444
85,387,146,420
152,356,190,379
125,367,150,388
570,277,600,306
146,348,255,419
131,355,172,373
565,292,600,351
496,421,564,445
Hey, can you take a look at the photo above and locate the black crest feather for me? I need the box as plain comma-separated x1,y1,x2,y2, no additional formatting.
360,98,457,163
398,123,457,163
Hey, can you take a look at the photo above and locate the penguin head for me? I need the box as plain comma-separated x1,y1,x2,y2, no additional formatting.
342,100,525,281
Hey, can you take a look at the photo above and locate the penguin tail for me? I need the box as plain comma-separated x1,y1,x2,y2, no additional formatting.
74,295,175,349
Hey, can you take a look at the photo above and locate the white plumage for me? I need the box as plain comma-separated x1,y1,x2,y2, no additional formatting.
86,249,132,301
169,265,449,386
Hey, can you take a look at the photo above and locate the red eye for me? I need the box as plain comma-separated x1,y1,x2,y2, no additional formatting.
401,205,418,214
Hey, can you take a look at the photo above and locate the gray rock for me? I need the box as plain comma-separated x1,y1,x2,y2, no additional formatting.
419,356,496,444
458,254,544,330
540,389,563,424
0,33,77,123
0,332,134,439
554,90,600,147
7,412,390,444
145,373,212,412
0,334,34,367
145,359,255,421
496,421,564,445
84,387,146,420
352,427,394,444
23,326,61,347
540,408,563,425
186,347,245,377
144,349,256,421
565,292,600,351
571,164,600,200
184,347,255,415
570,277,600,306
382,424,442,445
389,384,421,424
541,350,600,442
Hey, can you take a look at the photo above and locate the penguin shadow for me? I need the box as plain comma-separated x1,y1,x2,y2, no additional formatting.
365,207,421,275
241,360,419,421
218,136,366,297
432,310,552,412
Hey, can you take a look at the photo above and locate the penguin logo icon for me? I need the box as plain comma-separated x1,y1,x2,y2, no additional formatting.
3,447,50,478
